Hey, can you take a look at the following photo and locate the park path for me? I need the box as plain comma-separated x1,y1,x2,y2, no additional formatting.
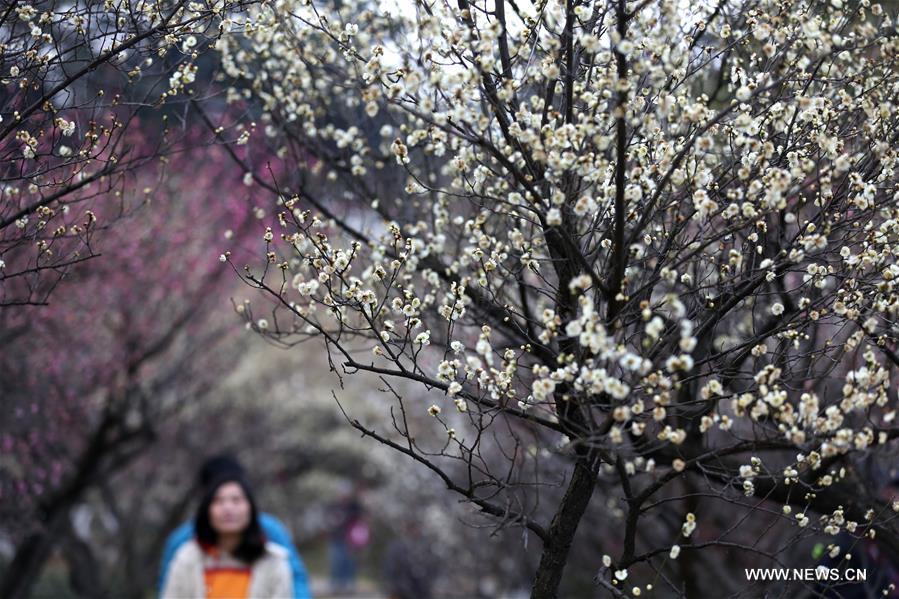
309,576,387,599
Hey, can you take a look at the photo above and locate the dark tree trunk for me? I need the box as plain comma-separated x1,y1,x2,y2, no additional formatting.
530,459,597,599
0,413,120,598
60,521,107,599
0,528,59,599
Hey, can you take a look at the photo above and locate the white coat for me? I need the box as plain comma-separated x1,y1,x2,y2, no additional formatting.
161,539,293,599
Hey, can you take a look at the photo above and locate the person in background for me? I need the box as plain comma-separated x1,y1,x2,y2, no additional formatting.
159,455,312,599
327,489,369,594
162,473,292,598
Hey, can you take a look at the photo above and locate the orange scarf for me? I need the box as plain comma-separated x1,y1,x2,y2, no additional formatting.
201,546,251,599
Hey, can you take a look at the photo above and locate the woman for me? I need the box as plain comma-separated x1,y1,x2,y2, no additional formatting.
161,474,293,599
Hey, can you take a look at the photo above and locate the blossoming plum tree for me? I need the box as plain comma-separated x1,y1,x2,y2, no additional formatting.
0,0,253,307
0,139,261,598
213,0,899,595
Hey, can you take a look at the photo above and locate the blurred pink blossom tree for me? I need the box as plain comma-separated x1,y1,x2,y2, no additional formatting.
0,130,271,598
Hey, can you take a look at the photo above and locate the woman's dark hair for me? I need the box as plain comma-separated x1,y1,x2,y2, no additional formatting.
195,475,266,563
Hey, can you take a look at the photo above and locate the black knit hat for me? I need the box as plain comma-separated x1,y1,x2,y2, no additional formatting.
198,454,245,489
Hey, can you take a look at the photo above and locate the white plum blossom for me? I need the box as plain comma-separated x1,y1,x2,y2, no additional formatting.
682,513,696,537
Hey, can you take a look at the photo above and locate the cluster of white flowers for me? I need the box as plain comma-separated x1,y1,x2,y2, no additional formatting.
200,0,899,574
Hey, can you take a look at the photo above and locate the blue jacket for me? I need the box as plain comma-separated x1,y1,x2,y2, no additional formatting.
158,512,312,599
